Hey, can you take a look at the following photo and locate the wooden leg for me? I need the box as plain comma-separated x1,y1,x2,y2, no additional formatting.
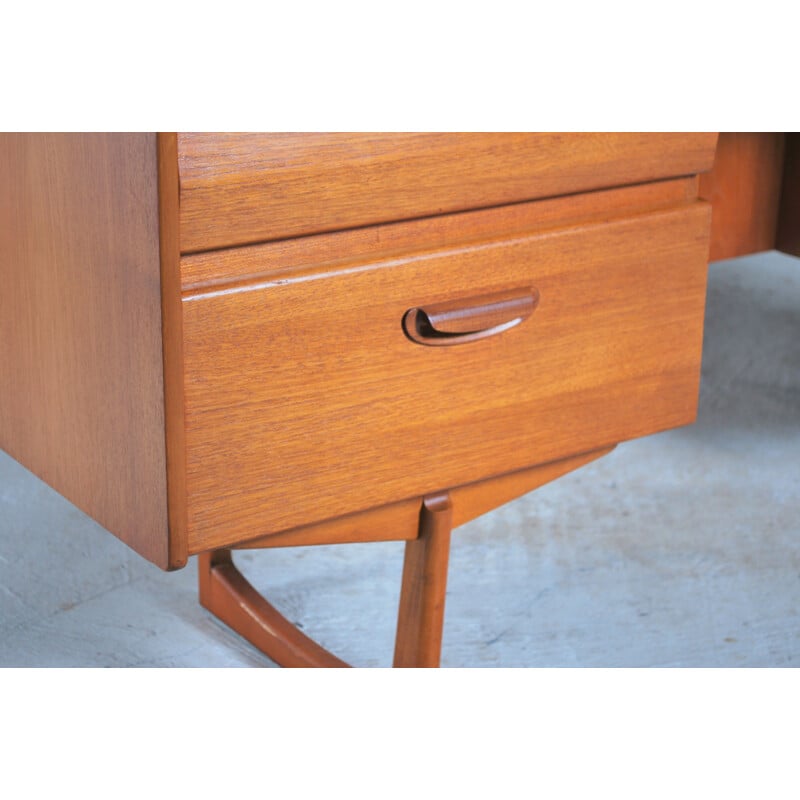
198,491,455,668
393,492,453,668
198,452,614,667
198,548,349,667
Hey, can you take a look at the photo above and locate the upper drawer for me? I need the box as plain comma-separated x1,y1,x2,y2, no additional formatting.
177,133,718,252
181,202,711,553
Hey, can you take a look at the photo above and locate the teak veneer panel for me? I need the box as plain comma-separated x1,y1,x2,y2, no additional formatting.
0,133,183,568
1,133,719,573
237,446,614,550
177,132,717,253
700,132,786,261
181,177,699,291
157,133,189,568
181,204,711,553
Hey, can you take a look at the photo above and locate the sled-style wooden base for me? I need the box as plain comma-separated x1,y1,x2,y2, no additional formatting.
198,492,454,668
198,447,614,667
198,547,350,667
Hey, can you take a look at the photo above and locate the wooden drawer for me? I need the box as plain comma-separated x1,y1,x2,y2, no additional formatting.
181,201,711,553
177,133,717,253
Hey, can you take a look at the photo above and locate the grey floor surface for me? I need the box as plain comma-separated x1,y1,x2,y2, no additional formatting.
1,252,798,667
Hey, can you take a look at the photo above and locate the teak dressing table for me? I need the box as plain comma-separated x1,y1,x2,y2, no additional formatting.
1,133,797,667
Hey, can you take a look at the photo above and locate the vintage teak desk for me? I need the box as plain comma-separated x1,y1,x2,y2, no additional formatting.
2,133,797,667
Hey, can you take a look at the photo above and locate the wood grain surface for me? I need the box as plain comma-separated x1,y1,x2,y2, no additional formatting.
393,493,453,668
236,446,614,549
776,133,800,257
177,133,717,252
447,446,615,529
180,177,699,290
236,497,423,549
700,132,785,261
157,134,189,568
182,203,711,553
0,133,174,568
198,548,349,667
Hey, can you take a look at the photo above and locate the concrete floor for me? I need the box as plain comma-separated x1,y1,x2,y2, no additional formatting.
1,252,798,667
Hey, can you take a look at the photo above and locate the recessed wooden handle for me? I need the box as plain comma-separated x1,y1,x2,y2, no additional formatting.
403,288,539,346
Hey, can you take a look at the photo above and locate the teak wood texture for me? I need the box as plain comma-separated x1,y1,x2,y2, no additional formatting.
700,132,786,262
0,133,180,568
176,132,718,252
199,451,614,666
198,549,349,667
180,177,700,291
236,446,614,550
2,132,724,579
157,133,189,568
2,132,730,667
181,203,711,554
393,493,453,668
199,490,457,668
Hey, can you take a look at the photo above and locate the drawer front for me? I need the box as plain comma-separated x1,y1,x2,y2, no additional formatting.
177,132,717,253
182,204,711,553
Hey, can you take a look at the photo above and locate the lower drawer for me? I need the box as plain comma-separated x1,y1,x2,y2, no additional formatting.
181,203,711,552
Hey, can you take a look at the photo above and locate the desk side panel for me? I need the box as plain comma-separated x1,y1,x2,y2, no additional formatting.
700,132,786,261
0,133,174,568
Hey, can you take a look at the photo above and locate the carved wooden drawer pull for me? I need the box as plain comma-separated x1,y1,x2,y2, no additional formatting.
402,287,539,346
